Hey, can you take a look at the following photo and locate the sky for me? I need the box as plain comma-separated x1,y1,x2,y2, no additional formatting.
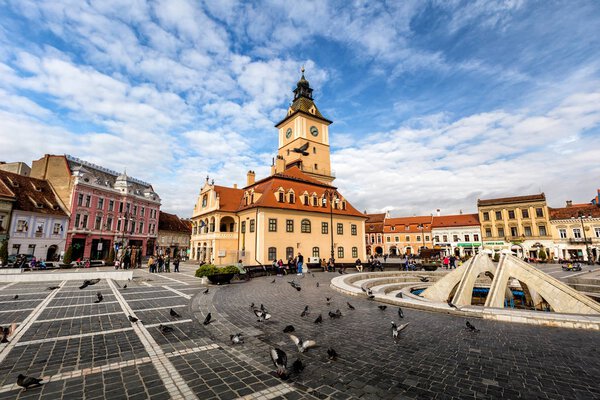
1,0,599,218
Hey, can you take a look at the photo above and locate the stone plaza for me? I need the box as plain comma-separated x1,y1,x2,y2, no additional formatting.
0,264,599,399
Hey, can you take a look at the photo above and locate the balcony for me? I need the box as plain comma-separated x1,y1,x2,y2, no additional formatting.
568,238,592,244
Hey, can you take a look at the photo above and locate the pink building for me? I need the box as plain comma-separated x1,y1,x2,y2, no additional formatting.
31,155,161,260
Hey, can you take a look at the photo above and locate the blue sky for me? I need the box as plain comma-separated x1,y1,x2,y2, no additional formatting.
1,0,599,217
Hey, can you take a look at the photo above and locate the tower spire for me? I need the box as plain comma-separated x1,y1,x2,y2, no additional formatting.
293,68,313,101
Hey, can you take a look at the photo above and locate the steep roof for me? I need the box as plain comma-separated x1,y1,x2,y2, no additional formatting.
275,72,332,127
549,204,600,220
0,177,15,200
0,170,67,216
365,213,386,223
238,167,364,218
432,214,480,228
158,211,192,233
478,193,546,207
384,216,433,233
213,185,244,212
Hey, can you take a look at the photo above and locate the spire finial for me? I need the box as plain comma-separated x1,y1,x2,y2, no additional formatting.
301,65,305,75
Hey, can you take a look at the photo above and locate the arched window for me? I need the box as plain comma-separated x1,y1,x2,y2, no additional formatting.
352,247,358,258
301,219,311,233
288,191,295,203
202,195,207,208
337,247,344,259
312,247,320,258
312,194,318,206
268,247,277,261
286,247,294,260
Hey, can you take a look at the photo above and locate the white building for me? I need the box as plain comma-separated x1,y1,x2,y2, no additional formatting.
431,214,482,257
0,170,69,261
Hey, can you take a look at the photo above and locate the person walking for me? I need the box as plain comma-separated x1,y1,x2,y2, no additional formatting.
173,256,180,272
165,254,171,273
296,252,304,276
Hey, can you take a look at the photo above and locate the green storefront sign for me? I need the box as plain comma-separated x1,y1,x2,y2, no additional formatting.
457,242,482,247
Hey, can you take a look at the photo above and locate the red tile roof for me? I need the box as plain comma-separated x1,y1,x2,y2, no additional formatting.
384,216,433,233
432,214,480,228
478,193,546,206
0,170,67,216
365,213,386,223
213,185,244,212
549,205,600,220
159,211,192,233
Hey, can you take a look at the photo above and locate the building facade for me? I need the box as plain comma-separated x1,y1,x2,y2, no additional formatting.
0,178,15,244
158,211,192,259
31,155,161,260
384,216,433,256
478,193,553,258
431,214,482,257
0,170,68,261
364,212,388,256
0,161,31,176
191,72,366,266
550,203,600,263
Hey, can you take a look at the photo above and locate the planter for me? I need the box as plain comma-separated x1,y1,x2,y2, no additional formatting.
207,273,235,285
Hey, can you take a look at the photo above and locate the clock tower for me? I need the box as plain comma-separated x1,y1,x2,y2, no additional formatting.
275,69,334,184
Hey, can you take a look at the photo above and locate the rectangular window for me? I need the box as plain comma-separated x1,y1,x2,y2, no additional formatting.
510,227,518,237
268,247,276,261
133,205,138,215
522,209,529,218
312,247,320,258
27,244,35,255
278,192,284,202
434,235,439,242
497,227,505,237
82,215,88,229
286,219,293,233
139,222,144,234
524,226,532,236
131,221,136,233
495,211,502,220
287,247,294,259
106,217,113,231
119,202,123,213
405,235,410,241
595,228,600,238
77,193,84,206
74,214,81,228
559,228,567,238
416,235,421,241
474,234,479,241
108,200,114,211
117,219,122,231
85,195,91,207
483,212,489,221
35,222,44,236
386,236,390,242
337,247,344,259
268,218,277,232
337,223,343,235
573,228,582,239
395,236,399,242
352,247,358,258
250,219,255,233
452,235,459,242
141,206,145,216
95,215,102,230
538,225,547,236
442,235,448,242
508,210,515,219
485,228,492,237
241,221,246,233
126,203,131,212
16,219,28,232
53,223,61,235
321,222,328,234
425,235,430,241
11,244,20,255
536,208,543,218
464,234,470,242
351,224,357,235
97,198,104,210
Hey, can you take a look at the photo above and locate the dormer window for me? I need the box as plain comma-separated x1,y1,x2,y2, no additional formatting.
312,194,318,206
288,191,295,203
278,192,284,202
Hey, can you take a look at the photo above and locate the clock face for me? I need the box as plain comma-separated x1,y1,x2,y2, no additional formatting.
286,128,292,139
310,126,319,137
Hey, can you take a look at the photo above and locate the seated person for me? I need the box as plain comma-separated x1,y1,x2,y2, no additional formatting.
355,258,363,272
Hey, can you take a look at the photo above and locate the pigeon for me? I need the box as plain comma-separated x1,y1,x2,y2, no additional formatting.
170,308,181,318
360,286,367,293
230,333,244,344
327,347,338,360
314,314,323,324
398,308,404,319
94,292,103,303
47,286,60,290
316,282,320,288
328,310,342,319
203,288,209,294
260,304,267,312
122,284,127,289
366,288,373,296
283,325,295,333
466,321,480,332
203,313,213,325
300,305,310,317
418,275,429,282
391,321,410,341
338,270,342,274
311,273,315,278
326,297,331,305
270,348,288,378
79,278,100,290
1,327,9,343
13,295,18,300
447,300,458,309
128,315,139,323
254,309,271,322
271,278,276,283
368,295,375,300
159,324,174,333
347,302,355,310
17,374,43,391
249,302,255,309
378,305,387,311
291,358,305,373
289,334,316,353
397,292,403,299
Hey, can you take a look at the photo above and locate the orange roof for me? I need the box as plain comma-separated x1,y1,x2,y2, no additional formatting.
365,213,386,223
384,216,433,233
478,193,545,206
432,214,480,228
159,211,192,233
549,205,600,220
0,170,66,216
0,177,14,200
213,185,244,212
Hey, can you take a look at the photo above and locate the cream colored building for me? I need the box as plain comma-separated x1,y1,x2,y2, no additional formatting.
478,193,553,258
550,202,600,263
191,71,366,266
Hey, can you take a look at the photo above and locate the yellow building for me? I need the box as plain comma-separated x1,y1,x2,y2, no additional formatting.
478,193,553,258
383,216,433,256
191,71,366,266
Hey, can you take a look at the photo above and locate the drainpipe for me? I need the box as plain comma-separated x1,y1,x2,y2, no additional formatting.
254,207,262,266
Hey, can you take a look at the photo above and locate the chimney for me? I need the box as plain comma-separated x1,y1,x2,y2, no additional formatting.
233,183,238,189
566,200,572,207
436,209,441,216
275,155,285,174
246,170,255,186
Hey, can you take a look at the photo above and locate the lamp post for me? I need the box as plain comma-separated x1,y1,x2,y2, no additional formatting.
323,189,338,263
119,211,131,250
573,212,593,265
417,223,426,252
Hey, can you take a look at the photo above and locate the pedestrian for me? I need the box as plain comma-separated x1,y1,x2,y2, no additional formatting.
173,256,180,272
355,258,363,272
286,257,293,274
449,255,456,269
384,254,388,262
165,254,171,273
328,257,336,272
296,252,304,276
124,246,131,269
443,256,450,269
147,255,155,273
158,255,164,273
321,258,327,272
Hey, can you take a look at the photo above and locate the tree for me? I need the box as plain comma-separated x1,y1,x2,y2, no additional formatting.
63,245,73,265
539,247,547,261
106,247,115,264
0,240,8,265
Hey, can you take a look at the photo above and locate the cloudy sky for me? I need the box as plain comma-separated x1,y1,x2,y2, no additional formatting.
1,0,599,217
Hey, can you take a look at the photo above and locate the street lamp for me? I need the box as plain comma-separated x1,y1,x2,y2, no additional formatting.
118,211,131,250
323,189,339,263
417,223,426,252
572,211,593,265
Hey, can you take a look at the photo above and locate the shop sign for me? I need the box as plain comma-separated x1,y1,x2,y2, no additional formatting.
484,241,505,246
457,242,482,247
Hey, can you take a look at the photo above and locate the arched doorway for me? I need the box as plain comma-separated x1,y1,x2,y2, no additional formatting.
220,216,236,232
375,246,383,255
389,246,398,256
46,245,58,261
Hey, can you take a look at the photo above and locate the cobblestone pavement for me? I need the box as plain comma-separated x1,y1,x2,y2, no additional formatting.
0,265,599,399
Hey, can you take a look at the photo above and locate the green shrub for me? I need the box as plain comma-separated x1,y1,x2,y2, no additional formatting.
0,240,7,265
195,264,218,277
221,265,241,274
493,253,500,262
63,245,73,265
539,247,547,261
